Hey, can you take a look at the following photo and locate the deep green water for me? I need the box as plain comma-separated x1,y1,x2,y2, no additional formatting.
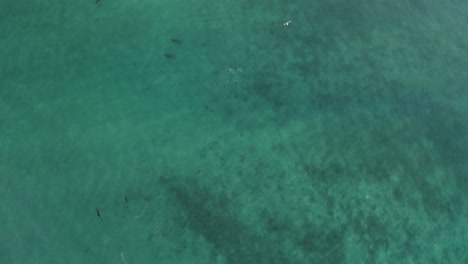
1,0,467,263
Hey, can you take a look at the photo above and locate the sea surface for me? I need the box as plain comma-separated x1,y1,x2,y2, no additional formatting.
0,0,467,263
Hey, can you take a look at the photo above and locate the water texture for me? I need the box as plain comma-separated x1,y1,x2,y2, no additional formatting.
0,0,467,263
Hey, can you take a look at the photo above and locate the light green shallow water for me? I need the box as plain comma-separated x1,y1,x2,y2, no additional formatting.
0,0,467,263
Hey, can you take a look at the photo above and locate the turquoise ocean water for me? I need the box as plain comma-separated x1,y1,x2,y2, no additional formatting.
0,0,467,263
